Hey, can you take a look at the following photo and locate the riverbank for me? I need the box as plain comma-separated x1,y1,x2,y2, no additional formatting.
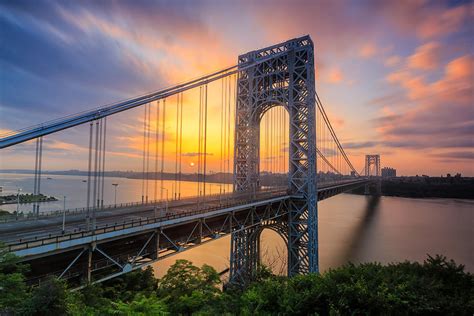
351,177,474,199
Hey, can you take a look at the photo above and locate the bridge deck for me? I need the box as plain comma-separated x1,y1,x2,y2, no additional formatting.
0,179,369,286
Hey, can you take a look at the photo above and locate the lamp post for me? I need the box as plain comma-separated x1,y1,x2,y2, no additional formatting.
160,187,169,214
16,187,21,220
209,184,222,203
112,183,119,207
62,195,66,234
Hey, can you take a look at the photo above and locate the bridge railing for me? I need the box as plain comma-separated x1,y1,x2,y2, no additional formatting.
5,189,288,252
0,187,250,223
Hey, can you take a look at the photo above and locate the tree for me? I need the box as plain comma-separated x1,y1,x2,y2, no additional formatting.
23,277,69,315
111,294,168,315
158,259,221,314
0,246,29,314
237,255,474,315
101,266,158,302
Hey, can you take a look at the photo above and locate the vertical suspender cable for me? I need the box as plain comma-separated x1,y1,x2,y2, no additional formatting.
220,79,224,181
33,138,39,215
278,108,281,176
197,86,202,198
227,75,231,188
92,120,100,229
97,118,103,208
203,84,208,197
141,105,147,203
154,100,160,201
86,122,93,228
270,109,274,185
160,99,166,200
223,77,227,190
174,95,179,200
146,103,151,202
266,109,269,174
101,117,107,208
36,137,43,215
178,93,183,199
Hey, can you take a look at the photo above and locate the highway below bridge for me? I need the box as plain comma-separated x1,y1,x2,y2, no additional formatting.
0,179,369,286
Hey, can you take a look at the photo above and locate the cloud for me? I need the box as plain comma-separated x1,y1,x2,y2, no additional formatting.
384,55,401,67
326,67,344,84
408,42,442,70
416,5,471,39
432,151,474,160
342,141,379,149
182,152,214,157
359,43,378,58
368,1,471,39
377,54,473,152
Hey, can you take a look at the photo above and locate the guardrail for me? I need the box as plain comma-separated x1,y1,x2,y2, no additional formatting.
0,188,276,223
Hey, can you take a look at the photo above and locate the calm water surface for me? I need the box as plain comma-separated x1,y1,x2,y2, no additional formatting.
1,173,472,276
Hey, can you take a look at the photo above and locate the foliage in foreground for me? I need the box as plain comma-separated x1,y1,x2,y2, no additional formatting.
1,254,473,315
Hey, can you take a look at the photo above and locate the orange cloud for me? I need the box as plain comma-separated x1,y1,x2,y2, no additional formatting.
359,43,378,58
326,67,344,84
417,5,470,39
431,55,473,104
408,42,442,70
371,1,471,40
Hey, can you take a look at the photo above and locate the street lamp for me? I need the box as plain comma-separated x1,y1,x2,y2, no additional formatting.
112,183,119,207
209,184,223,203
160,187,169,214
62,195,66,234
16,187,21,220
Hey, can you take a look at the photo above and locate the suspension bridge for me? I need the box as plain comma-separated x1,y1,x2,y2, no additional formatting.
0,35,375,286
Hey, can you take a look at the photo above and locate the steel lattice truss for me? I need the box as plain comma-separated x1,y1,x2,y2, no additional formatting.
231,35,318,283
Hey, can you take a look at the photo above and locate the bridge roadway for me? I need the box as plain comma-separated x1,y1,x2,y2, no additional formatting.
1,188,284,245
0,179,368,285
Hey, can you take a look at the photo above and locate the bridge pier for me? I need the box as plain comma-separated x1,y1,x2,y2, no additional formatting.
229,226,260,286
86,246,93,283
364,179,382,196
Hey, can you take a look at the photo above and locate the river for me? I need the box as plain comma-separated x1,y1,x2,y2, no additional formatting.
1,173,472,276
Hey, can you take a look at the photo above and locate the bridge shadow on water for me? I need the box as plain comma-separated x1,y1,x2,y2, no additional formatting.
337,194,381,266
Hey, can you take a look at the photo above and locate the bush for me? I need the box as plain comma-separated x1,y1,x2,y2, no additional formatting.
1,251,472,315
237,255,474,315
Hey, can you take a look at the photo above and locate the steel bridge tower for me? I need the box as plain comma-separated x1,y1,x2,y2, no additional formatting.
364,154,382,195
365,154,381,177
230,36,317,284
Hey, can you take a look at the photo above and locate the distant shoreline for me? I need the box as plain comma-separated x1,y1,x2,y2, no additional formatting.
0,169,287,186
2,170,473,199
350,177,474,199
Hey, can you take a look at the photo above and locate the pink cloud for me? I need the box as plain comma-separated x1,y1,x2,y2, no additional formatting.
359,43,378,58
377,54,473,161
326,67,344,84
408,42,442,70
417,5,471,39
370,1,471,39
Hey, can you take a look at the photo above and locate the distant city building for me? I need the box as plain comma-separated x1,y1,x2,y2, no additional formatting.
381,167,396,178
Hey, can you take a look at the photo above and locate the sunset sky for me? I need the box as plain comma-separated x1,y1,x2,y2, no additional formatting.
0,0,473,176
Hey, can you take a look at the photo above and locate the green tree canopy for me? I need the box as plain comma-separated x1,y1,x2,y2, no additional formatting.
158,259,221,314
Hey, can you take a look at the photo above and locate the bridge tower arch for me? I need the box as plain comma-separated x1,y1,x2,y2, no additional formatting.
230,36,317,284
